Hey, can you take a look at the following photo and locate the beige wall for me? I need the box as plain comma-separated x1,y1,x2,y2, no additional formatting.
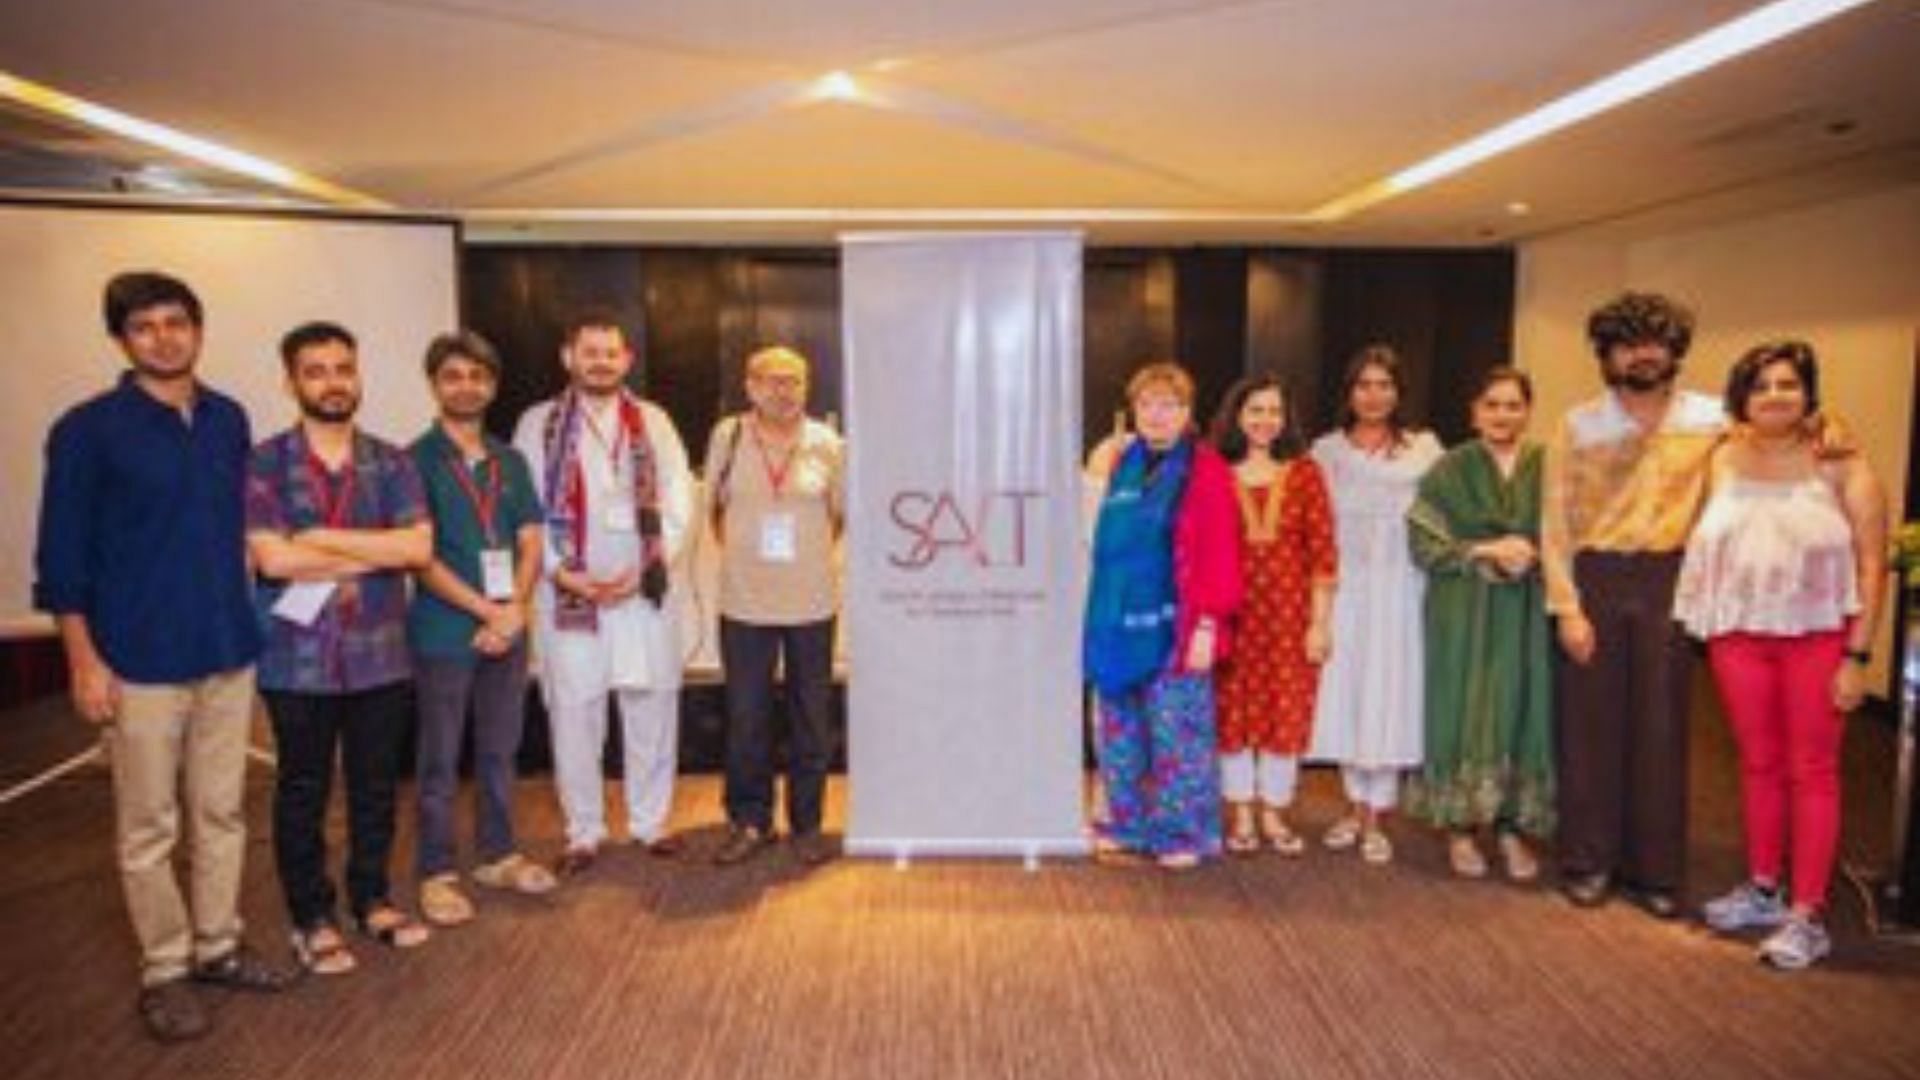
1516,182,1920,685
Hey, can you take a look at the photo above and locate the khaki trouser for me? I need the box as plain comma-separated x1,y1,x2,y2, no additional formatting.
105,666,256,986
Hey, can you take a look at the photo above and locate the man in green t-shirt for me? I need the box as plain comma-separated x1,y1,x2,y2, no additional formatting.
408,331,556,924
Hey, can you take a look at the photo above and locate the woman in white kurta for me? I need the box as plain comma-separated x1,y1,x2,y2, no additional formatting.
1309,346,1443,865
512,334,693,869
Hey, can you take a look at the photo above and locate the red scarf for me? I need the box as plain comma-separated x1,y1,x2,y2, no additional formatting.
540,388,667,630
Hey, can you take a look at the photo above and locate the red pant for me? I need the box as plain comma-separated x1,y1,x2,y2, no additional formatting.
1706,630,1848,911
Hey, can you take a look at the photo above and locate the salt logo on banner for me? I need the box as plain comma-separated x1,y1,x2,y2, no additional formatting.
887,490,1044,569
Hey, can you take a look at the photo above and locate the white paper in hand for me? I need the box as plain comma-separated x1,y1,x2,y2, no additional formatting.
271,580,337,627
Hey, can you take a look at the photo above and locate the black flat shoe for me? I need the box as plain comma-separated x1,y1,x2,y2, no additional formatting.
1562,872,1612,908
192,943,294,992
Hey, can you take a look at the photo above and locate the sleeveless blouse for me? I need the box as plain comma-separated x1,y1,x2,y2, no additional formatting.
1673,474,1859,638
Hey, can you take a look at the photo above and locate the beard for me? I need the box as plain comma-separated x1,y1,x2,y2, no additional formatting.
298,392,359,423
574,367,628,397
1607,363,1677,392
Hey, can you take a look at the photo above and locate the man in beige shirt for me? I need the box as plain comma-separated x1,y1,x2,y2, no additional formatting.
1541,291,1723,919
707,346,845,866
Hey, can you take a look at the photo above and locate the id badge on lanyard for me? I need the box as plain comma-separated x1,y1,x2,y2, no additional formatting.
480,549,515,600
751,423,799,563
758,512,797,563
280,449,355,625
448,451,516,600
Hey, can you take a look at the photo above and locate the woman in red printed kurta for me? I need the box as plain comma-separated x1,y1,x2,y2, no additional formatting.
1211,374,1337,855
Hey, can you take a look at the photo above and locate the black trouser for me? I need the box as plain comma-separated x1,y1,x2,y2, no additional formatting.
1555,552,1693,892
263,682,411,929
720,617,835,836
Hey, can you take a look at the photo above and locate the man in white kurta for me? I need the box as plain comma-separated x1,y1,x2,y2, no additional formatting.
512,315,692,874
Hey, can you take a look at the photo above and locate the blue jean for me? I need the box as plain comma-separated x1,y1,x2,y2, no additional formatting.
414,646,529,876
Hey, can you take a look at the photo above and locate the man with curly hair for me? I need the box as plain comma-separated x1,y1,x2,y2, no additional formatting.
1541,291,1722,920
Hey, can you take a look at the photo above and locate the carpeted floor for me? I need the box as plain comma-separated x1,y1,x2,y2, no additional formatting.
3,683,1919,1079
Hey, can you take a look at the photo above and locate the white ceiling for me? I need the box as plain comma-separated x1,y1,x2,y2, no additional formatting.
0,0,1916,244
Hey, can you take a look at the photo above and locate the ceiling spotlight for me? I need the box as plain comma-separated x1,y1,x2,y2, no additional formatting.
1506,201,1532,216
812,71,863,103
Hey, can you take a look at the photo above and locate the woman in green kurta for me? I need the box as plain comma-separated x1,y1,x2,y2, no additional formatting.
1408,366,1554,882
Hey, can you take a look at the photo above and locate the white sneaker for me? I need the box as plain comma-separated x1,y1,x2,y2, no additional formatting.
1702,881,1789,933
1758,915,1831,971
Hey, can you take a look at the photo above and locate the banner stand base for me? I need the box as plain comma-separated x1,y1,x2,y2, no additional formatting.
847,836,1092,871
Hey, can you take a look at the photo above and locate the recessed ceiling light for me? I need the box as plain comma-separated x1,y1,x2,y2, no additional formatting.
811,71,863,103
1506,201,1532,216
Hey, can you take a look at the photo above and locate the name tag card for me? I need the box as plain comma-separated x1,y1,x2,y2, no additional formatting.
480,548,515,600
272,580,337,627
758,512,797,563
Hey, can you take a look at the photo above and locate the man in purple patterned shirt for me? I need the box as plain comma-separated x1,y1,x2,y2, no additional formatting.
245,321,434,975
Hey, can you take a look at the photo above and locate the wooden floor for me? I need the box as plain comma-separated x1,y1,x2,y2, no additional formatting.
4,687,1920,1079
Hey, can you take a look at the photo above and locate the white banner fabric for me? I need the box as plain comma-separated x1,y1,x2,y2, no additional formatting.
841,232,1088,859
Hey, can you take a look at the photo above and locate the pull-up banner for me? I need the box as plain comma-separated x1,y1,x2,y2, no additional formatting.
841,232,1088,859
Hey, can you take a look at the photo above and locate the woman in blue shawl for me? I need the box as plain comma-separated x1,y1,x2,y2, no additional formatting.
1085,363,1243,869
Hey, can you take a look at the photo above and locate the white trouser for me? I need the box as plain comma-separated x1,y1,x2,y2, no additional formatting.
1219,751,1300,807
1341,764,1400,811
548,688,680,848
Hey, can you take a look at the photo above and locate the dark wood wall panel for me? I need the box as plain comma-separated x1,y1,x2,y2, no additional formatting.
1083,251,1178,450
1173,249,1250,430
1318,250,1514,442
1245,252,1327,430
724,253,843,432
1320,251,1442,435
461,248,647,442
464,244,1514,459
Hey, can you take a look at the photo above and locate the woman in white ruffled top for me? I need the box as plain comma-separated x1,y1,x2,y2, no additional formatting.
1673,340,1888,971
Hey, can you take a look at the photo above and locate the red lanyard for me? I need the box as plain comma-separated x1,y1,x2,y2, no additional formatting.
304,450,357,528
445,451,503,546
749,422,799,500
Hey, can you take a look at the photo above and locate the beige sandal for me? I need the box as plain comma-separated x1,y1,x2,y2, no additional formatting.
420,873,475,927
1449,834,1489,879
1260,807,1305,857
1323,813,1363,851
472,852,558,896
1360,827,1394,866
1499,833,1540,883
1224,803,1260,856
357,903,431,949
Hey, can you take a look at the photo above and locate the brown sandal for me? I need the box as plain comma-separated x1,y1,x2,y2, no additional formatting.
356,903,431,949
290,923,358,976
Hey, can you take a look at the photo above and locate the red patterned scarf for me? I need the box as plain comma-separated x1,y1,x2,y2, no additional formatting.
540,388,668,631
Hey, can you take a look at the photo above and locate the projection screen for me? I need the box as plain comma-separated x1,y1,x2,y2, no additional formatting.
0,199,460,636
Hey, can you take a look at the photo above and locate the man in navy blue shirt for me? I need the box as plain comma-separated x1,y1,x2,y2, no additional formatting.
35,272,289,1042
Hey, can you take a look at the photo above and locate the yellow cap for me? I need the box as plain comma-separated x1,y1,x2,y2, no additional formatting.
746,345,810,381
